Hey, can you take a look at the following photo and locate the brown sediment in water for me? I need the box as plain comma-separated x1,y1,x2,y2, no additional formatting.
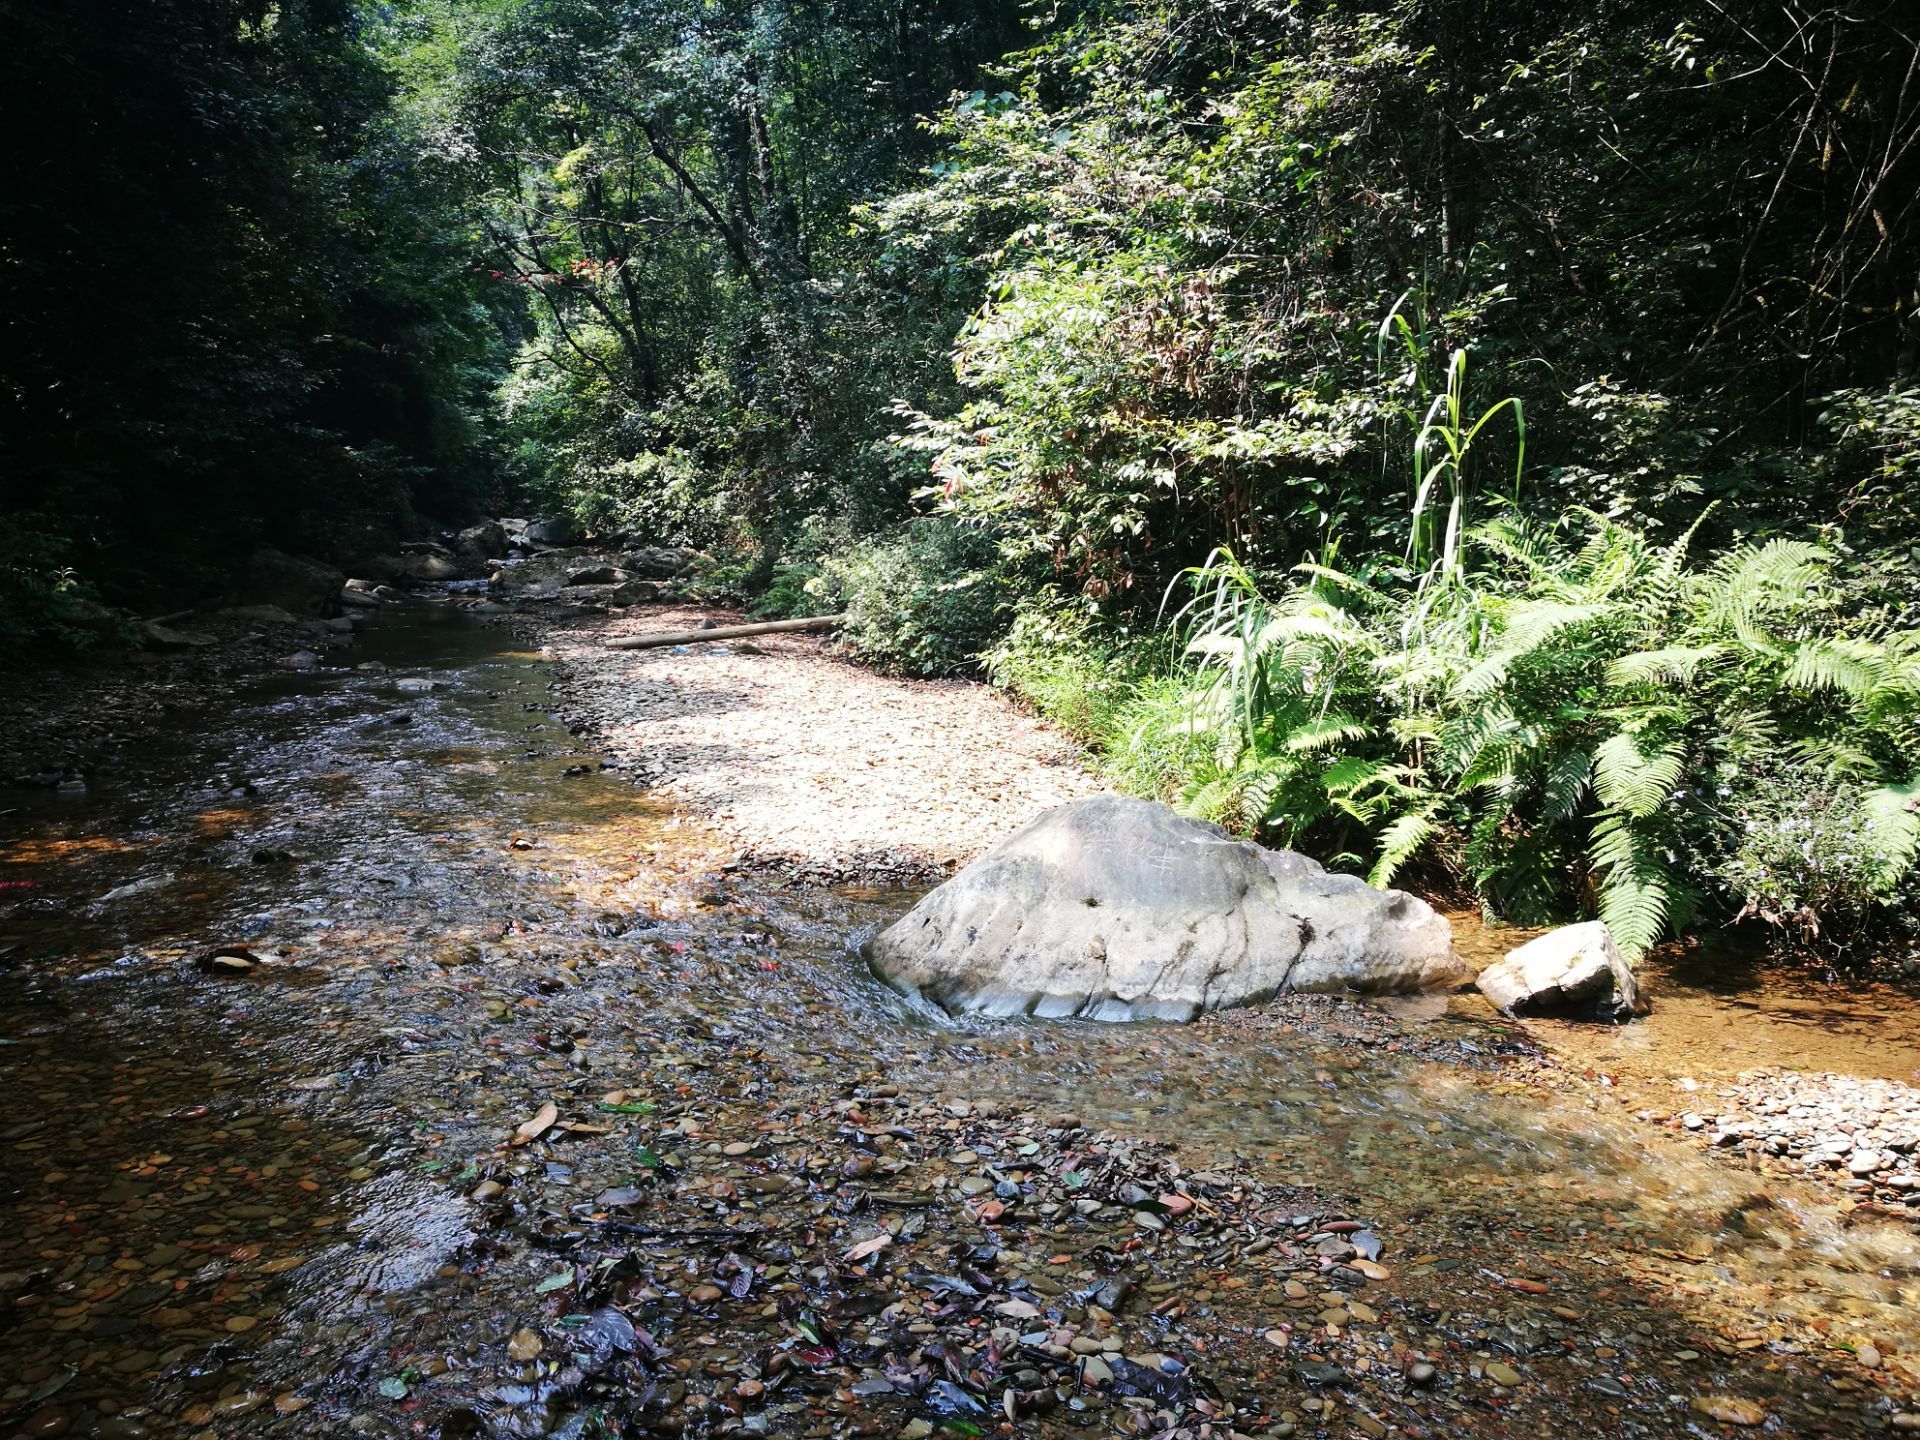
1447,911,1920,1085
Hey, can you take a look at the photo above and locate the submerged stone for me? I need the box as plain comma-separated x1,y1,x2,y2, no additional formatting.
866,795,1464,1021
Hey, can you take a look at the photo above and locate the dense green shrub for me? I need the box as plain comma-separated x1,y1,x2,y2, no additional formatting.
3,0,499,629
985,602,1147,742
741,518,851,620
1707,758,1915,960
822,521,1014,677
1085,516,1920,964
0,531,124,668
885,2,1918,611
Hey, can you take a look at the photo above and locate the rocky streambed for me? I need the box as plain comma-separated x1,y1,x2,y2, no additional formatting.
3,599,1920,1440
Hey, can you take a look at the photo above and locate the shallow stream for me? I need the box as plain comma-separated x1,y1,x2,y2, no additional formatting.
3,602,1917,1438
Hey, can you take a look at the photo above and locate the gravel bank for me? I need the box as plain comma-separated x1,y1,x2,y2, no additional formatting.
1648,1069,1920,1212
528,604,1100,883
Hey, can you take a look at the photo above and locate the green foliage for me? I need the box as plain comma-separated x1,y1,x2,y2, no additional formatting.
986,602,1145,744
1026,507,1920,964
399,0,1026,563
1709,761,1917,959
1,0,502,633
743,517,852,620
885,0,1919,612
0,531,122,668
1816,386,1920,626
822,520,1014,677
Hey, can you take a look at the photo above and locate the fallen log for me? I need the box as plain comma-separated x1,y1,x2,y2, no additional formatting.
604,614,844,651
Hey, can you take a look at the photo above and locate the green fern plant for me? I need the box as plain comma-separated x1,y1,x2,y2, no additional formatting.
1141,509,1920,965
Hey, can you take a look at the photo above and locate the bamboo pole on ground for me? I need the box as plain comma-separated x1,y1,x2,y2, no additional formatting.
603,614,844,651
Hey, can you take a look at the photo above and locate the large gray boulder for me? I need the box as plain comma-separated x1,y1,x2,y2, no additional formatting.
363,550,464,585
243,548,344,617
619,546,696,579
867,795,1464,1021
455,521,507,563
1475,921,1645,1019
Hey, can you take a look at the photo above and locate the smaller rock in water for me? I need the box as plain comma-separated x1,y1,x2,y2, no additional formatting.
1689,1394,1765,1427
242,548,345,617
99,874,171,904
1475,921,1645,1019
139,620,217,649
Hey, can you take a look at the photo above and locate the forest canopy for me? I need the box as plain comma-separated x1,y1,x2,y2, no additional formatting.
3,0,1917,961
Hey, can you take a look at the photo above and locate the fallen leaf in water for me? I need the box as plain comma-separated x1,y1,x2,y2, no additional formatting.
843,1234,891,1262
1690,1395,1765,1426
505,1327,543,1361
598,1094,655,1113
511,1101,558,1146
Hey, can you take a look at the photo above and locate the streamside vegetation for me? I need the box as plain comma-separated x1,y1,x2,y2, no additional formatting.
4,0,1917,964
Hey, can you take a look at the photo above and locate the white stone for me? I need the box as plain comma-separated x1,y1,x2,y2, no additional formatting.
1474,920,1646,1019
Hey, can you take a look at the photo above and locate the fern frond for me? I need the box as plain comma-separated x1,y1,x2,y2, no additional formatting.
1439,699,1519,777
1783,638,1889,700
1470,516,1562,587
1455,601,1611,697
1369,809,1439,888
1780,734,1882,782
1592,731,1685,818
1588,810,1671,959
1291,563,1388,605
1862,780,1920,882
1606,643,1727,688
1639,505,1716,618
1261,610,1374,650
1283,714,1374,754
1703,539,1829,648
1319,755,1389,795
1539,749,1592,825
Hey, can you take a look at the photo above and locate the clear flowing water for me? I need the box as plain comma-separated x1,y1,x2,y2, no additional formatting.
2,602,1916,1438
